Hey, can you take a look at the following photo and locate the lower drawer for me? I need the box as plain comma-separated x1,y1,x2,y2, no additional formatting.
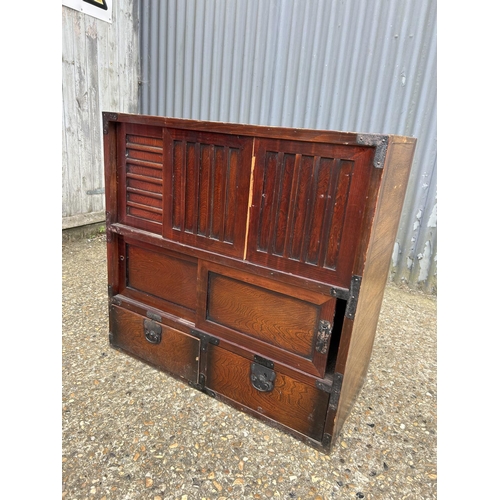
109,304,200,384
205,344,330,442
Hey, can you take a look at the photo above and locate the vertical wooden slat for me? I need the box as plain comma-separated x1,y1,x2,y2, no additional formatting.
210,145,227,241
324,161,353,270
257,151,278,252
198,143,211,237
289,155,313,261
282,154,302,259
272,153,295,257
171,140,185,230
305,157,333,265
224,147,239,243
316,158,340,268
184,142,196,233
300,155,320,263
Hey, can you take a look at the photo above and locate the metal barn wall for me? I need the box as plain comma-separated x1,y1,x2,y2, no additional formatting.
62,3,140,229
138,0,437,292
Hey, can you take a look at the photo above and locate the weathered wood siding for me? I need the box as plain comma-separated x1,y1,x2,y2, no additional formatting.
62,3,139,229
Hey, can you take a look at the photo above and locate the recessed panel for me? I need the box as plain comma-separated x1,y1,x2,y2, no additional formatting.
126,243,198,315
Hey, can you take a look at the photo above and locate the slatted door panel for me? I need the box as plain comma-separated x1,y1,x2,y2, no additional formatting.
118,123,164,234
247,139,374,288
163,129,253,259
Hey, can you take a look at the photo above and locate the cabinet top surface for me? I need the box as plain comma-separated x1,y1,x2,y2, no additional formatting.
102,112,416,146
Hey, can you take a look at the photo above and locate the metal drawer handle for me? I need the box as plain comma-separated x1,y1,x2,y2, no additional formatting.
144,318,162,344
250,363,276,392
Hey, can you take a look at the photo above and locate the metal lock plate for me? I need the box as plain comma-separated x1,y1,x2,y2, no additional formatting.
144,318,162,344
250,362,276,392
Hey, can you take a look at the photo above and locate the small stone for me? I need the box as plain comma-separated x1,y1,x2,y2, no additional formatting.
145,477,153,488
213,480,223,492
356,493,365,499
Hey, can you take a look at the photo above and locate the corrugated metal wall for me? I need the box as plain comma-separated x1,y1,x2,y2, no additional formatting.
138,0,437,292
62,2,140,229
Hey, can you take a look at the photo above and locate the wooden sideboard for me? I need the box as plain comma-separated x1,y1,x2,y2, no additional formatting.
103,112,416,452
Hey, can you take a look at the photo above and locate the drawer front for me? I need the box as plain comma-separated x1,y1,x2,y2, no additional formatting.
197,261,336,377
123,241,198,321
205,344,329,442
109,305,200,383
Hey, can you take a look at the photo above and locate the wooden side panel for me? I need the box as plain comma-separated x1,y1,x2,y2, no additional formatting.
123,242,198,320
118,123,164,234
331,138,417,441
163,129,253,258
205,345,329,442
109,304,200,383
247,139,374,288
197,261,336,377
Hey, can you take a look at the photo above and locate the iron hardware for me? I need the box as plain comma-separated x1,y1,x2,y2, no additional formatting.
345,275,362,319
356,134,389,168
315,320,332,354
190,329,219,352
250,363,276,392
146,310,162,322
253,354,274,369
144,318,162,344
329,372,343,411
315,372,344,411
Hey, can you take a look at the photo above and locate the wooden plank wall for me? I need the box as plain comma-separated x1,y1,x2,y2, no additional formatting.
62,3,139,229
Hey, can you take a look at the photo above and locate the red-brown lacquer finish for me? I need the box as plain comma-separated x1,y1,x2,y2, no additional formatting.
103,112,417,452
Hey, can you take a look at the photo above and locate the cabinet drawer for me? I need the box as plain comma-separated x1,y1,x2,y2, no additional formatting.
109,304,200,384
205,344,329,442
197,261,336,377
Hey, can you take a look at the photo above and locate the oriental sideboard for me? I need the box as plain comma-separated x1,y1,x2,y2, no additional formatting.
103,112,416,452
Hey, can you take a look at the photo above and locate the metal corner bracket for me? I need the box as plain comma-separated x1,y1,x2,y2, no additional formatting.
103,112,118,135
356,134,389,168
315,372,344,412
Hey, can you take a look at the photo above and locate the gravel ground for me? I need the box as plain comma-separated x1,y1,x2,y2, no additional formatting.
62,234,437,500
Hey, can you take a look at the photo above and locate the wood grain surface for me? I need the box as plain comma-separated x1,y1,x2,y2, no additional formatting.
206,345,329,442
110,304,200,383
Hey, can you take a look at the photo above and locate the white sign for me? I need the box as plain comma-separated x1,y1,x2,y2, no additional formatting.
63,0,112,24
